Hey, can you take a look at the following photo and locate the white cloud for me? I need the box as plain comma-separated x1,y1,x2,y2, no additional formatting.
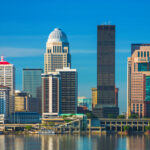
0,47,44,57
71,49,96,54
0,47,130,58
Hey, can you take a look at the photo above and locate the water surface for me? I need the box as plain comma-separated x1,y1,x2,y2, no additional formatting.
0,134,150,150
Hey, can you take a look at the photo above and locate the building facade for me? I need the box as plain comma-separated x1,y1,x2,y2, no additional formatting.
93,25,119,118
127,44,150,118
56,67,78,114
91,88,97,109
15,90,29,112
44,28,71,73
0,56,15,115
78,96,92,111
23,69,42,114
0,86,10,122
42,73,61,116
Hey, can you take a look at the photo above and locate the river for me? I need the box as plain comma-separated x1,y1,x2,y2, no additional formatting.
0,134,150,150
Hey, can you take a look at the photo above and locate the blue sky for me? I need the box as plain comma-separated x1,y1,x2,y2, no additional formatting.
0,0,150,113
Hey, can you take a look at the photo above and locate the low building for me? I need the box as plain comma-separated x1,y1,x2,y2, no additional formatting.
91,88,97,109
15,90,29,112
0,85,10,123
78,97,92,111
9,112,40,124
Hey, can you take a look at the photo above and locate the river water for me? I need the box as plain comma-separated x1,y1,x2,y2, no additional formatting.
0,134,150,150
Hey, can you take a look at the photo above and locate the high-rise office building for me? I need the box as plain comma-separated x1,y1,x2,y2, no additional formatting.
0,85,10,121
56,67,78,114
23,69,43,114
15,90,29,112
127,44,150,118
44,28,71,73
93,25,119,118
41,72,61,116
0,56,15,115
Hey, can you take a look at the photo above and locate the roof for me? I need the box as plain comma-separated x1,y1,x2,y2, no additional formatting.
47,28,68,43
0,56,10,65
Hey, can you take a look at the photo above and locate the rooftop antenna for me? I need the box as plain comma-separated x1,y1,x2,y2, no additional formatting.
1,56,4,62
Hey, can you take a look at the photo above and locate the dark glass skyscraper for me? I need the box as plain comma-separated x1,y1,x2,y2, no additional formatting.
23,69,43,115
97,25,115,105
56,68,77,114
93,25,119,118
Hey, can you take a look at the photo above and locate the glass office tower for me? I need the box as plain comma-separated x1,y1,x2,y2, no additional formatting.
93,25,119,118
23,69,43,115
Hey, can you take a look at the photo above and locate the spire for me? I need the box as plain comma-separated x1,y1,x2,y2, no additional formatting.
1,56,4,62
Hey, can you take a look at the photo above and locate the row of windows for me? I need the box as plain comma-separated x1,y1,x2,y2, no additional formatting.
138,51,149,57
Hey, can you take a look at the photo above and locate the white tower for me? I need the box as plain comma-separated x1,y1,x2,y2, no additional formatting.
0,56,15,115
44,28,71,73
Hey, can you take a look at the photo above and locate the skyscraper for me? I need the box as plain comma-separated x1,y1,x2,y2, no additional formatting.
41,72,61,116
0,56,15,115
44,28,71,73
127,44,150,118
23,69,43,114
93,25,119,118
56,67,78,114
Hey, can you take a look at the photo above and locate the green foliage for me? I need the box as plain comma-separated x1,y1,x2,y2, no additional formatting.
124,125,130,131
86,113,92,119
48,122,55,126
62,115,67,119
145,126,150,131
64,119,72,123
108,114,116,119
117,115,126,119
129,114,138,119
25,125,32,131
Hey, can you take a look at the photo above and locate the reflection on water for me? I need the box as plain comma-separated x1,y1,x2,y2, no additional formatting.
0,134,150,150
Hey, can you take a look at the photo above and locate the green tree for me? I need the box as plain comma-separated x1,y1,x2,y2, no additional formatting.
86,112,92,119
129,114,138,119
145,126,150,131
124,125,130,131
108,114,116,118
25,125,32,131
117,115,126,119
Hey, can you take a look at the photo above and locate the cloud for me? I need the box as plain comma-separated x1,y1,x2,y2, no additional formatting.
0,47,130,58
71,49,96,54
0,47,44,57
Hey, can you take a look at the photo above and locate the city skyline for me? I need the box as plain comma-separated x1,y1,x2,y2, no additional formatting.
1,0,150,114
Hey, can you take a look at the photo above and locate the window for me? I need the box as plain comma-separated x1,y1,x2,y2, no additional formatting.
141,52,143,57
144,52,146,57
147,51,149,57
138,51,140,57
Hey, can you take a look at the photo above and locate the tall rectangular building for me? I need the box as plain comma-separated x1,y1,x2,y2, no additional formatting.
127,44,150,118
93,25,119,118
56,67,78,114
0,56,15,115
23,69,43,114
41,73,61,115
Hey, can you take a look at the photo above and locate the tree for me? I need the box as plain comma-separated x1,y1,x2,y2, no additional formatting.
25,125,32,131
129,114,138,119
145,126,150,131
117,115,126,119
108,114,116,119
86,112,92,119
124,125,130,131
